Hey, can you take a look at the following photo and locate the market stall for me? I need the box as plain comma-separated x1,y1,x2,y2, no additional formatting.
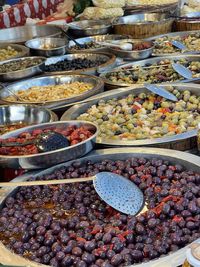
0,0,200,266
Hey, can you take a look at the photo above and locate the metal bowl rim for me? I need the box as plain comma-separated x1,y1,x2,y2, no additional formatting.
0,121,98,158
25,37,68,51
0,56,46,75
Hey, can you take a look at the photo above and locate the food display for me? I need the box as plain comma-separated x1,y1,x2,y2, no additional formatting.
0,46,19,61
153,32,200,55
116,41,152,51
44,57,107,73
0,123,31,135
4,82,93,103
103,59,200,85
77,87,200,140
0,125,93,156
0,58,43,74
69,41,101,51
0,150,200,266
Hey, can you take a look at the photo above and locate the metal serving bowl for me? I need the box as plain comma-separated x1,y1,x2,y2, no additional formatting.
0,104,58,134
0,25,62,44
68,34,130,53
108,39,154,61
0,147,200,267
62,83,199,151
0,74,104,110
44,52,116,75
68,20,112,37
100,54,200,89
0,56,46,82
0,121,98,169
0,44,29,62
25,37,69,57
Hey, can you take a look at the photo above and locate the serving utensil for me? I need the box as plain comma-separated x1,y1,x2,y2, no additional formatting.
145,83,178,101
97,41,133,51
171,40,187,50
0,131,69,153
172,63,193,79
0,172,144,216
60,28,85,49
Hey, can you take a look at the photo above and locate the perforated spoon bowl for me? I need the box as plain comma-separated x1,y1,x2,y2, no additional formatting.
0,172,144,216
0,131,70,153
172,63,193,80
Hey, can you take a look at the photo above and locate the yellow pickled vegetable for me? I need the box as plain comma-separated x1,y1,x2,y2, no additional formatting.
80,7,124,19
92,0,125,8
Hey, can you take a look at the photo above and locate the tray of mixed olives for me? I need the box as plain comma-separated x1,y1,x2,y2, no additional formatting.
44,52,116,76
62,83,200,150
147,30,200,56
0,147,200,267
0,56,46,82
100,55,200,89
68,34,130,53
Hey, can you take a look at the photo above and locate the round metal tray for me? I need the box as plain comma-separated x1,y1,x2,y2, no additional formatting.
68,20,112,37
0,74,104,110
0,121,98,169
99,54,200,89
108,39,154,61
44,52,116,76
62,83,198,150
0,44,29,62
113,13,173,26
0,25,62,44
0,104,58,128
0,147,199,267
146,30,200,56
0,56,46,82
68,34,130,53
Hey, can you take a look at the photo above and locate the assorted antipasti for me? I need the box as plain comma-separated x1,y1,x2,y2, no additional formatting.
77,88,200,140
104,59,200,85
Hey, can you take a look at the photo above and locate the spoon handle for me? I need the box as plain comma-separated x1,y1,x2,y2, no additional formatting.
0,176,94,187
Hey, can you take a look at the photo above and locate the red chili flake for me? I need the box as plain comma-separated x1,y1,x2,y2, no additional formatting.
91,226,102,235
186,217,197,222
169,166,176,171
154,186,161,193
76,237,87,243
141,174,151,180
172,215,183,223
135,165,145,172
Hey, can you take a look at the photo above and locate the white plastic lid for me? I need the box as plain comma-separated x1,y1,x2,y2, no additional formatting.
186,241,200,267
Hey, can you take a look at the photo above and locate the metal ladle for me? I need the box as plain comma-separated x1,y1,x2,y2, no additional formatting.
144,83,178,102
0,172,144,216
172,63,193,79
60,28,85,49
171,40,187,50
0,131,70,153
97,41,133,51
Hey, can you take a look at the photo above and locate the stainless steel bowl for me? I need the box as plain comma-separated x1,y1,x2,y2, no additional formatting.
0,121,98,169
68,34,130,53
0,44,29,62
108,39,154,61
113,13,172,25
62,83,199,151
25,37,69,57
0,74,104,109
68,20,112,37
0,147,200,267
0,25,62,44
44,52,116,75
100,54,200,89
0,104,58,133
0,56,46,82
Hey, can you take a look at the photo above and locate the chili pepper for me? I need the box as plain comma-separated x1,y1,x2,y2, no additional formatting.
172,215,183,223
